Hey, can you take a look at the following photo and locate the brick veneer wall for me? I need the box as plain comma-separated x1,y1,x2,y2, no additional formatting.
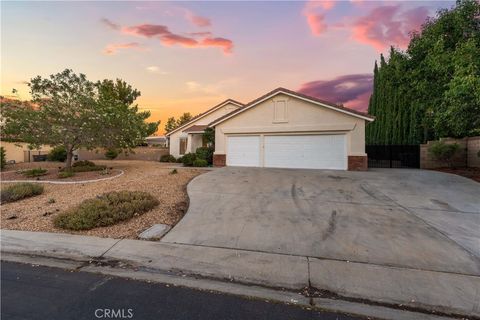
420,136,480,168
348,156,368,171
213,154,226,167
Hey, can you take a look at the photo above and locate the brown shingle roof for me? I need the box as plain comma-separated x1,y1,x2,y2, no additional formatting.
183,125,208,133
209,87,374,127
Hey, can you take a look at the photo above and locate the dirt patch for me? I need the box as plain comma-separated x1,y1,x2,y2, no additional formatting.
0,160,205,239
430,167,480,183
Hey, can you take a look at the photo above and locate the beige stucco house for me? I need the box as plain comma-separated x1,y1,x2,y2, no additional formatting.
168,88,374,170
166,99,244,158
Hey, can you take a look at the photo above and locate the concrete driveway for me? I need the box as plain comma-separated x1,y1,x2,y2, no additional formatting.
162,167,480,276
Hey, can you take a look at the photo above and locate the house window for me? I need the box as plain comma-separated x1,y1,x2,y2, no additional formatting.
273,100,288,123
179,138,187,155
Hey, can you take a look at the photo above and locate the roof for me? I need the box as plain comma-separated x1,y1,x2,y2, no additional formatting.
209,87,375,127
165,99,244,136
183,125,208,133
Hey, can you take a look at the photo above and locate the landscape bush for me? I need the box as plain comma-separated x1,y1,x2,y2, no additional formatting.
182,153,196,167
160,154,176,163
58,171,75,179
1,183,44,203
23,168,48,177
193,159,208,167
54,191,159,230
0,147,6,170
105,149,119,160
62,160,106,172
73,160,96,167
47,146,67,162
195,147,214,165
176,156,183,163
428,141,460,167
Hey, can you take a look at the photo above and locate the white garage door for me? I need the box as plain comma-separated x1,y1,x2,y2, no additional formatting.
227,136,260,167
264,134,346,170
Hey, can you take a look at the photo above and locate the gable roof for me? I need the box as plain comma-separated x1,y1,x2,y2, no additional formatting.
209,87,374,127
183,125,208,133
165,99,244,136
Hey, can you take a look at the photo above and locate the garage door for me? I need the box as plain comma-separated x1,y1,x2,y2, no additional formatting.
264,135,346,170
227,136,260,167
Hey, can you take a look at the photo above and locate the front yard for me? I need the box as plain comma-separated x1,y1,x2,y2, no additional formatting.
0,160,205,239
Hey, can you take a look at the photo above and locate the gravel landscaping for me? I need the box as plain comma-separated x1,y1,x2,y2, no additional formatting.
0,160,205,239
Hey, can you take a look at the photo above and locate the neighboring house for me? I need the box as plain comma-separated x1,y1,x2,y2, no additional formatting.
168,87,374,171
166,99,244,158
1,142,52,163
145,136,167,147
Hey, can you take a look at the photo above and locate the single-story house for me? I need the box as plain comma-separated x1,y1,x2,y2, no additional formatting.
166,99,244,158
167,88,374,170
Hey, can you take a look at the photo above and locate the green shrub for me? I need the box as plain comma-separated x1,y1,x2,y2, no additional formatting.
65,165,106,173
182,153,196,167
195,147,214,165
54,191,159,230
58,171,75,179
428,141,460,167
0,147,6,170
47,146,67,162
160,154,176,163
105,149,119,160
73,160,95,167
23,168,48,177
170,169,178,174
1,183,44,203
176,156,183,163
193,159,208,167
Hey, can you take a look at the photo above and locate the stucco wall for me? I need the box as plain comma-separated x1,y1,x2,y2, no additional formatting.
214,94,368,157
1,142,52,163
168,102,241,158
420,136,480,168
77,147,168,161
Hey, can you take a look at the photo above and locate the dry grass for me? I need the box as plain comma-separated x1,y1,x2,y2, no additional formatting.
0,160,204,239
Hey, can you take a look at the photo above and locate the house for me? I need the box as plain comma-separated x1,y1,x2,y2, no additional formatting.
145,136,167,147
166,99,244,158
168,88,374,170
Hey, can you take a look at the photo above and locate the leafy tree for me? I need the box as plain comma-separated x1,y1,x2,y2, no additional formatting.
202,127,215,146
1,69,158,168
164,117,177,133
176,112,193,127
367,0,480,144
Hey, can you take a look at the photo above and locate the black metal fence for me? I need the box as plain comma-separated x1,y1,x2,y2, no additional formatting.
366,145,420,168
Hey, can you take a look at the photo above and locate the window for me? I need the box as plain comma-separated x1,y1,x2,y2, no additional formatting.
179,138,187,155
273,100,288,123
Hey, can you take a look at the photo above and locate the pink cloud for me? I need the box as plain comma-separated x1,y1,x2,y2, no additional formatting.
201,37,233,54
298,74,373,112
122,24,170,37
102,42,143,55
187,14,211,27
161,34,199,47
303,0,336,36
101,18,120,30
352,5,429,51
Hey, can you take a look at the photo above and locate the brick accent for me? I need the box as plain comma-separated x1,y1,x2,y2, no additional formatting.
213,154,226,167
348,156,368,171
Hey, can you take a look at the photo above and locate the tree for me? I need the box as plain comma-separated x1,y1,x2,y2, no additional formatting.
164,117,177,134
1,69,158,168
176,112,193,127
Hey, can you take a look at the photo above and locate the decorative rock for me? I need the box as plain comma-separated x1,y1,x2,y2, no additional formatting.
138,224,171,240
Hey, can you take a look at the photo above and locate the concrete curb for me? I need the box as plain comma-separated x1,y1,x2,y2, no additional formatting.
0,170,124,184
1,229,478,319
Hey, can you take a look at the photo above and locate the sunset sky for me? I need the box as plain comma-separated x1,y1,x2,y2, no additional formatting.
1,1,454,133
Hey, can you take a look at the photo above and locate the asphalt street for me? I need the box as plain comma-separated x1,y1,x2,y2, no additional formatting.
1,261,364,320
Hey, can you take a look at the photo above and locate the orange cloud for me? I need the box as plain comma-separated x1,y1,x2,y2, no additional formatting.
102,42,143,55
186,13,211,27
201,37,233,54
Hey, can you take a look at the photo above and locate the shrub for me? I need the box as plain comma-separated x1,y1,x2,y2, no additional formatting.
1,183,44,203
0,147,6,170
105,149,119,160
428,141,460,167
195,147,214,165
170,169,178,174
193,159,208,167
58,171,75,179
176,156,183,163
182,153,196,167
65,165,106,173
23,168,48,177
54,191,159,230
47,146,67,162
160,154,176,163
73,160,95,167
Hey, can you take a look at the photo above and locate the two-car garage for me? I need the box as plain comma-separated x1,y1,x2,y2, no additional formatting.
226,134,347,170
